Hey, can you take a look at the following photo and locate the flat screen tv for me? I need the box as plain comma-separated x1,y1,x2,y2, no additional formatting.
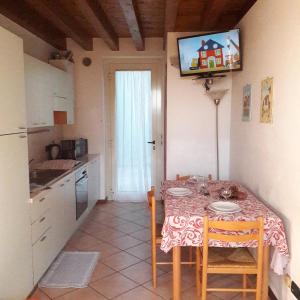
177,29,242,77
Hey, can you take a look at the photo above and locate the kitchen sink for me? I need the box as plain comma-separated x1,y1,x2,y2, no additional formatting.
30,169,67,186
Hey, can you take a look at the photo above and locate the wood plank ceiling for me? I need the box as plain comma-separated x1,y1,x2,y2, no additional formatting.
0,0,256,51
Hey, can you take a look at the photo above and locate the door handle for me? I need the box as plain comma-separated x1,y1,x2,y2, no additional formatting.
147,140,155,145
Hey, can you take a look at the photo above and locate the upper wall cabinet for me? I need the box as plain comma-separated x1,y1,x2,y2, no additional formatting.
24,55,54,128
0,27,27,135
51,61,74,125
24,55,75,128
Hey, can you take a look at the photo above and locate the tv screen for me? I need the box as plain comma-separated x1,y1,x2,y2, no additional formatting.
177,29,241,76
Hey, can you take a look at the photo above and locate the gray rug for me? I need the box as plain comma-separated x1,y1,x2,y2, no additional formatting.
39,251,100,288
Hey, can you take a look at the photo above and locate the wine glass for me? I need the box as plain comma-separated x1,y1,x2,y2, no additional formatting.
221,187,232,201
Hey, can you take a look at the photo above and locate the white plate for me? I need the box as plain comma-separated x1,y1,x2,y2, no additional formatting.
166,187,193,197
208,201,241,213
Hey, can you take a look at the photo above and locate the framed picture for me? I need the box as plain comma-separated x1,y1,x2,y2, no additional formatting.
260,77,273,123
242,84,251,121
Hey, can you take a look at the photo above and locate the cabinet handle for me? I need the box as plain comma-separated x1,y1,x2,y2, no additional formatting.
60,184,65,187
65,179,71,183
40,235,47,242
19,135,27,139
39,217,46,223
39,197,45,203
18,126,26,129
33,123,39,125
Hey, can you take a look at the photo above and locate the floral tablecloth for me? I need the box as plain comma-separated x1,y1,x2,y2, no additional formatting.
160,180,289,275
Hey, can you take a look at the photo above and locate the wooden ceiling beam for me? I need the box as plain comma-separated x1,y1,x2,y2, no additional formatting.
0,0,66,49
164,0,180,49
117,0,144,51
200,0,228,30
25,0,93,51
74,0,119,51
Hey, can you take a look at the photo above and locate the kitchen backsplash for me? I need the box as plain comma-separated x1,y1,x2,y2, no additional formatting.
28,126,63,163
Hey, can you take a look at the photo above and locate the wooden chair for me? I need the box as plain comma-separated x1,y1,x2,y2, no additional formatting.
199,216,264,300
147,188,199,289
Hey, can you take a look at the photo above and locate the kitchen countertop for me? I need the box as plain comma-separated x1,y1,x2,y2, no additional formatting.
30,154,100,198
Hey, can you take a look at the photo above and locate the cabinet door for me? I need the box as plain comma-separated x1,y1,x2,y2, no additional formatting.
24,55,42,127
51,175,76,252
88,159,100,209
24,55,54,128
62,174,76,239
0,134,33,299
39,61,54,126
0,27,27,134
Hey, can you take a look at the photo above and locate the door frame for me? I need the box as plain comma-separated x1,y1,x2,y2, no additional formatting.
103,58,165,200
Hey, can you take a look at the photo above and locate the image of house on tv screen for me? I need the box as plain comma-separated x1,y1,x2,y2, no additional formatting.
178,29,241,75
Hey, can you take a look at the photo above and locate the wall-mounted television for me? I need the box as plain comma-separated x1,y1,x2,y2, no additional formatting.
177,29,242,77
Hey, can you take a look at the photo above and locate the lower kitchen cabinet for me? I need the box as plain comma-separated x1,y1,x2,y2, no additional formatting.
88,158,100,209
31,172,76,284
30,156,100,289
0,134,33,299
32,227,55,285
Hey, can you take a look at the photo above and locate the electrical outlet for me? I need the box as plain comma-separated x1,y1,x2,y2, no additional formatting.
285,274,292,288
291,281,300,300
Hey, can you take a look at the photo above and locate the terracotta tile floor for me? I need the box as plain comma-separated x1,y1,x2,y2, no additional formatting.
32,201,262,300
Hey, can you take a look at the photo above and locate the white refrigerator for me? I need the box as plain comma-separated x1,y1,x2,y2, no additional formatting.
0,26,33,299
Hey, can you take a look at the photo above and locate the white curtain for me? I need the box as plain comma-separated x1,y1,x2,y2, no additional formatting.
114,71,152,202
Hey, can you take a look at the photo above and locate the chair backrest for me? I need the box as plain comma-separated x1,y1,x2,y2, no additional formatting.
202,216,264,268
176,174,213,181
147,188,157,238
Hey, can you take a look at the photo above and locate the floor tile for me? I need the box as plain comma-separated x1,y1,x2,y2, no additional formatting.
90,227,126,242
77,240,121,258
40,287,76,299
113,286,163,300
125,242,152,260
130,216,151,228
55,287,107,300
102,251,141,271
109,235,143,250
113,221,144,234
129,228,151,241
143,272,194,300
90,262,116,282
90,273,138,299
120,261,164,284
68,232,100,250
30,289,51,300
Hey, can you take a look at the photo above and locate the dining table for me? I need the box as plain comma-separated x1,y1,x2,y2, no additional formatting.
160,179,289,300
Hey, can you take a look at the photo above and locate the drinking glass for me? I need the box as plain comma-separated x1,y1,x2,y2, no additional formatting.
221,187,232,201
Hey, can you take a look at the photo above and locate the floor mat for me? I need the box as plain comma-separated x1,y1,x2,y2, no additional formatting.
39,251,100,288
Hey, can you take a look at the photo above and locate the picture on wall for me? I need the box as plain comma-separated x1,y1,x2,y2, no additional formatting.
242,84,251,121
260,77,273,123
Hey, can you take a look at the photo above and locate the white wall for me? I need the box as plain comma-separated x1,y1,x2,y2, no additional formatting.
63,38,165,198
166,32,232,180
230,0,300,298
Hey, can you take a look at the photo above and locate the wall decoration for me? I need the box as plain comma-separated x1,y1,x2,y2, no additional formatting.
260,77,273,123
242,84,251,121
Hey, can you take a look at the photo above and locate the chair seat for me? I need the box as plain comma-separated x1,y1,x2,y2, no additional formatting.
207,247,256,268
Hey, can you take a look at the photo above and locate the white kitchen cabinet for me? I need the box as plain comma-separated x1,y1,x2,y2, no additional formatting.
51,173,76,252
88,158,100,209
32,227,55,285
50,60,75,125
0,26,27,135
0,134,33,299
24,54,54,127
62,174,76,240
